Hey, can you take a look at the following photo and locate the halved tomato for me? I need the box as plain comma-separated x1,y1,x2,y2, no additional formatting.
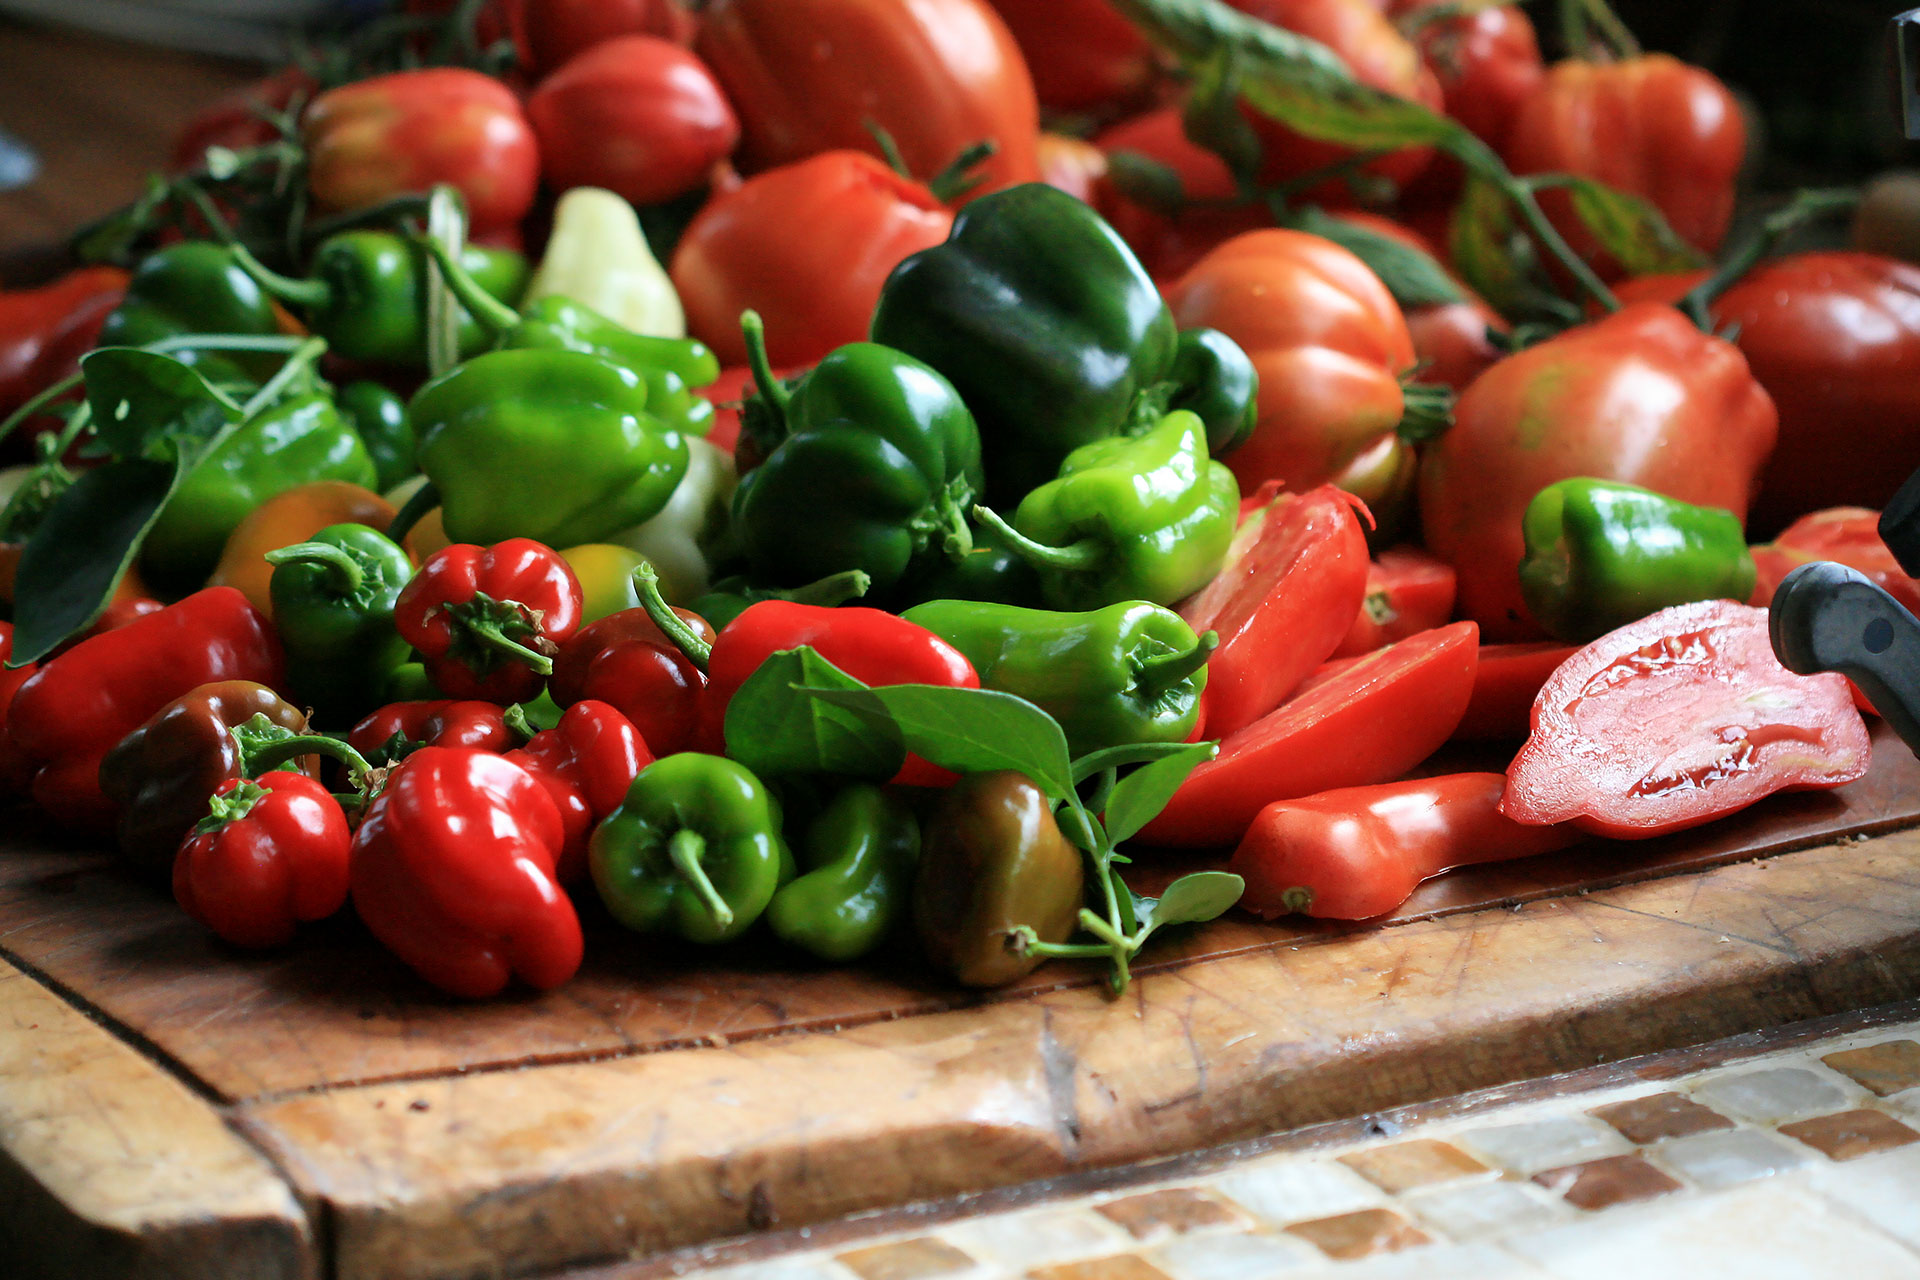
1331,544,1456,657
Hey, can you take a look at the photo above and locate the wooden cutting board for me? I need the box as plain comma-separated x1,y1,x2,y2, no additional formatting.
5,722,1920,1279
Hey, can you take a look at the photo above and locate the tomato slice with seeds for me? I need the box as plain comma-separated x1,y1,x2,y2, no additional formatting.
1502,600,1870,838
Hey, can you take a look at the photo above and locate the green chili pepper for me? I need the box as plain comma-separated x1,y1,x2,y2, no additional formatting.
142,390,377,589
265,523,416,727
407,347,689,549
766,783,920,962
337,380,416,492
902,599,1217,757
1153,327,1259,456
1518,477,1758,643
96,242,283,385
589,753,793,944
975,409,1237,611
233,232,528,367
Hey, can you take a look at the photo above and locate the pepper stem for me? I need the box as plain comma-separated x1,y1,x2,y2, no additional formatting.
633,561,712,672
738,310,792,427
263,540,364,595
781,569,872,608
387,480,440,544
1134,630,1219,695
668,828,734,930
1675,188,1861,328
971,505,1105,572
928,139,999,205
450,591,556,676
237,336,328,422
229,241,332,311
1396,381,1455,444
193,779,269,835
414,229,522,337
245,728,376,789
936,489,975,560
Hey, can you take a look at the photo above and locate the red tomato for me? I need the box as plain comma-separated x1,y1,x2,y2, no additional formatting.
1614,254,1920,534
696,0,1041,197
302,69,540,235
669,151,954,368
526,36,738,206
1419,303,1777,641
1180,484,1372,739
1749,508,1920,616
519,0,698,76
1331,545,1456,657
1092,105,1271,284
1036,132,1108,207
1450,640,1577,742
1139,621,1479,848
1331,210,1506,392
985,0,1158,113
1388,0,1543,154
1502,54,1745,274
1503,601,1870,838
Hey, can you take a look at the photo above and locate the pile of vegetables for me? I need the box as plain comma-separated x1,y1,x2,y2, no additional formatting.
0,0,1912,999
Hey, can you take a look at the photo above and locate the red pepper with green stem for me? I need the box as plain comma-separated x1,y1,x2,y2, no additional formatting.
347,699,529,768
548,604,713,757
503,700,652,886
174,772,353,949
393,539,585,703
0,266,129,433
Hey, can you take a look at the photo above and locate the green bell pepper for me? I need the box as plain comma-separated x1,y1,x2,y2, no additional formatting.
589,752,793,944
265,522,416,727
766,783,920,962
1155,328,1259,457
95,241,282,385
233,232,528,367
976,409,1237,611
337,380,416,492
142,390,377,589
901,599,1217,758
731,313,983,594
883,516,1045,611
408,348,690,549
1518,477,1758,643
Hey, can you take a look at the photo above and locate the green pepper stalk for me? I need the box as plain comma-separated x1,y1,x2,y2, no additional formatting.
266,523,417,728
690,568,873,634
974,409,1238,611
1518,477,1757,643
766,783,921,962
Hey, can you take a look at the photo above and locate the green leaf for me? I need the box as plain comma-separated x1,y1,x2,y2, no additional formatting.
727,647,904,781
1136,871,1246,938
1288,206,1465,309
1071,740,1214,784
800,683,1075,801
8,458,181,664
1450,173,1529,314
81,348,239,461
1549,176,1710,277
1183,50,1264,187
1102,741,1216,845
1104,149,1189,216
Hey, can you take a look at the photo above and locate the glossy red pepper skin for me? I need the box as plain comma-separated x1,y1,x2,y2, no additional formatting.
174,773,351,949
394,540,584,704
504,700,652,885
0,265,129,423
1748,508,1920,616
517,0,699,76
549,606,713,757
0,622,38,794
1450,640,1577,742
1231,772,1579,920
1418,303,1777,641
1331,545,1457,658
302,69,541,236
349,746,581,998
699,601,980,786
346,699,526,767
3,588,284,832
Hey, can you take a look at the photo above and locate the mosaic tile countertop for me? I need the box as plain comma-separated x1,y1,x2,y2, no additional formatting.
642,1005,1920,1280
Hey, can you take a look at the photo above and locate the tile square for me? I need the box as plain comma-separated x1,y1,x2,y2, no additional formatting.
945,1207,1129,1267
1330,1242,1555,1279
1652,1128,1809,1190
1213,1158,1383,1227
1454,1115,1631,1174
1403,1178,1571,1240
1779,1109,1920,1161
1095,1188,1245,1241
1284,1207,1431,1261
1339,1138,1492,1194
1147,1231,1320,1280
1688,1066,1854,1124
1588,1092,1734,1143
1028,1256,1175,1280
837,1237,979,1280
1532,1154,1684,1210
1822,1040,1920,1098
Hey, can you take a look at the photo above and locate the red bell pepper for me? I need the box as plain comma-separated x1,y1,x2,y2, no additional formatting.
504,699,652,885
1330,545,1457,658
548,604,713,757
349,746,582,998
393,539,585,704
2,588,284,832
0,265,129,424
347,699,528,768
1231,772,1581,920
174,772,352,949
0,621,38,794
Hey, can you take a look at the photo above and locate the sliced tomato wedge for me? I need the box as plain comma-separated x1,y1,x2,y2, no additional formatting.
1503,600,1871,838
1179,484,1371,739
1331,544,1457,657
1450,640,1578,742
1749,506,1920,614
1139,620,1479,848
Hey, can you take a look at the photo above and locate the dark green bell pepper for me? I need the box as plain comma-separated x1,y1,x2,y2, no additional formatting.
408,348,689,549
1518,477,1758,643
337,380,416,492
266,522,416,727
96,241,282,385
901,599,1217,758
589,752,793,944
976,409,1237,611
1153,327,1259,457
234,232,528,367
731,313,983,594
142,389,377,588
883,516,1045,611
766,783,920,962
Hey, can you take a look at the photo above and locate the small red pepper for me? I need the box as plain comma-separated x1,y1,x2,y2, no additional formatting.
504,699,652,885
1231,772,1581,920
347,699,529,767
393,539,585,704
2,588,284,832
0,621,39,794
349,746,582,998
548,604,712,757
0,265,130,421
174,772,352,948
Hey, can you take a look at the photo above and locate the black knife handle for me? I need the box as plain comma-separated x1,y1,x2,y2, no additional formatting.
1770,560,1920,756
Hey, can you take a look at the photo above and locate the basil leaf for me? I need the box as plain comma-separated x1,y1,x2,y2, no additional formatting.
1288,206,1465,309
1550,175,1710,277
1071,739,1214,784
82,348,240,461
801,683,1074,800
1102,740,1217,845
1138,871,1246,939
1184,50,1264,186
1450,173,1530,314
1105,149,1189,216
727,646,903,781
8,458,181,664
